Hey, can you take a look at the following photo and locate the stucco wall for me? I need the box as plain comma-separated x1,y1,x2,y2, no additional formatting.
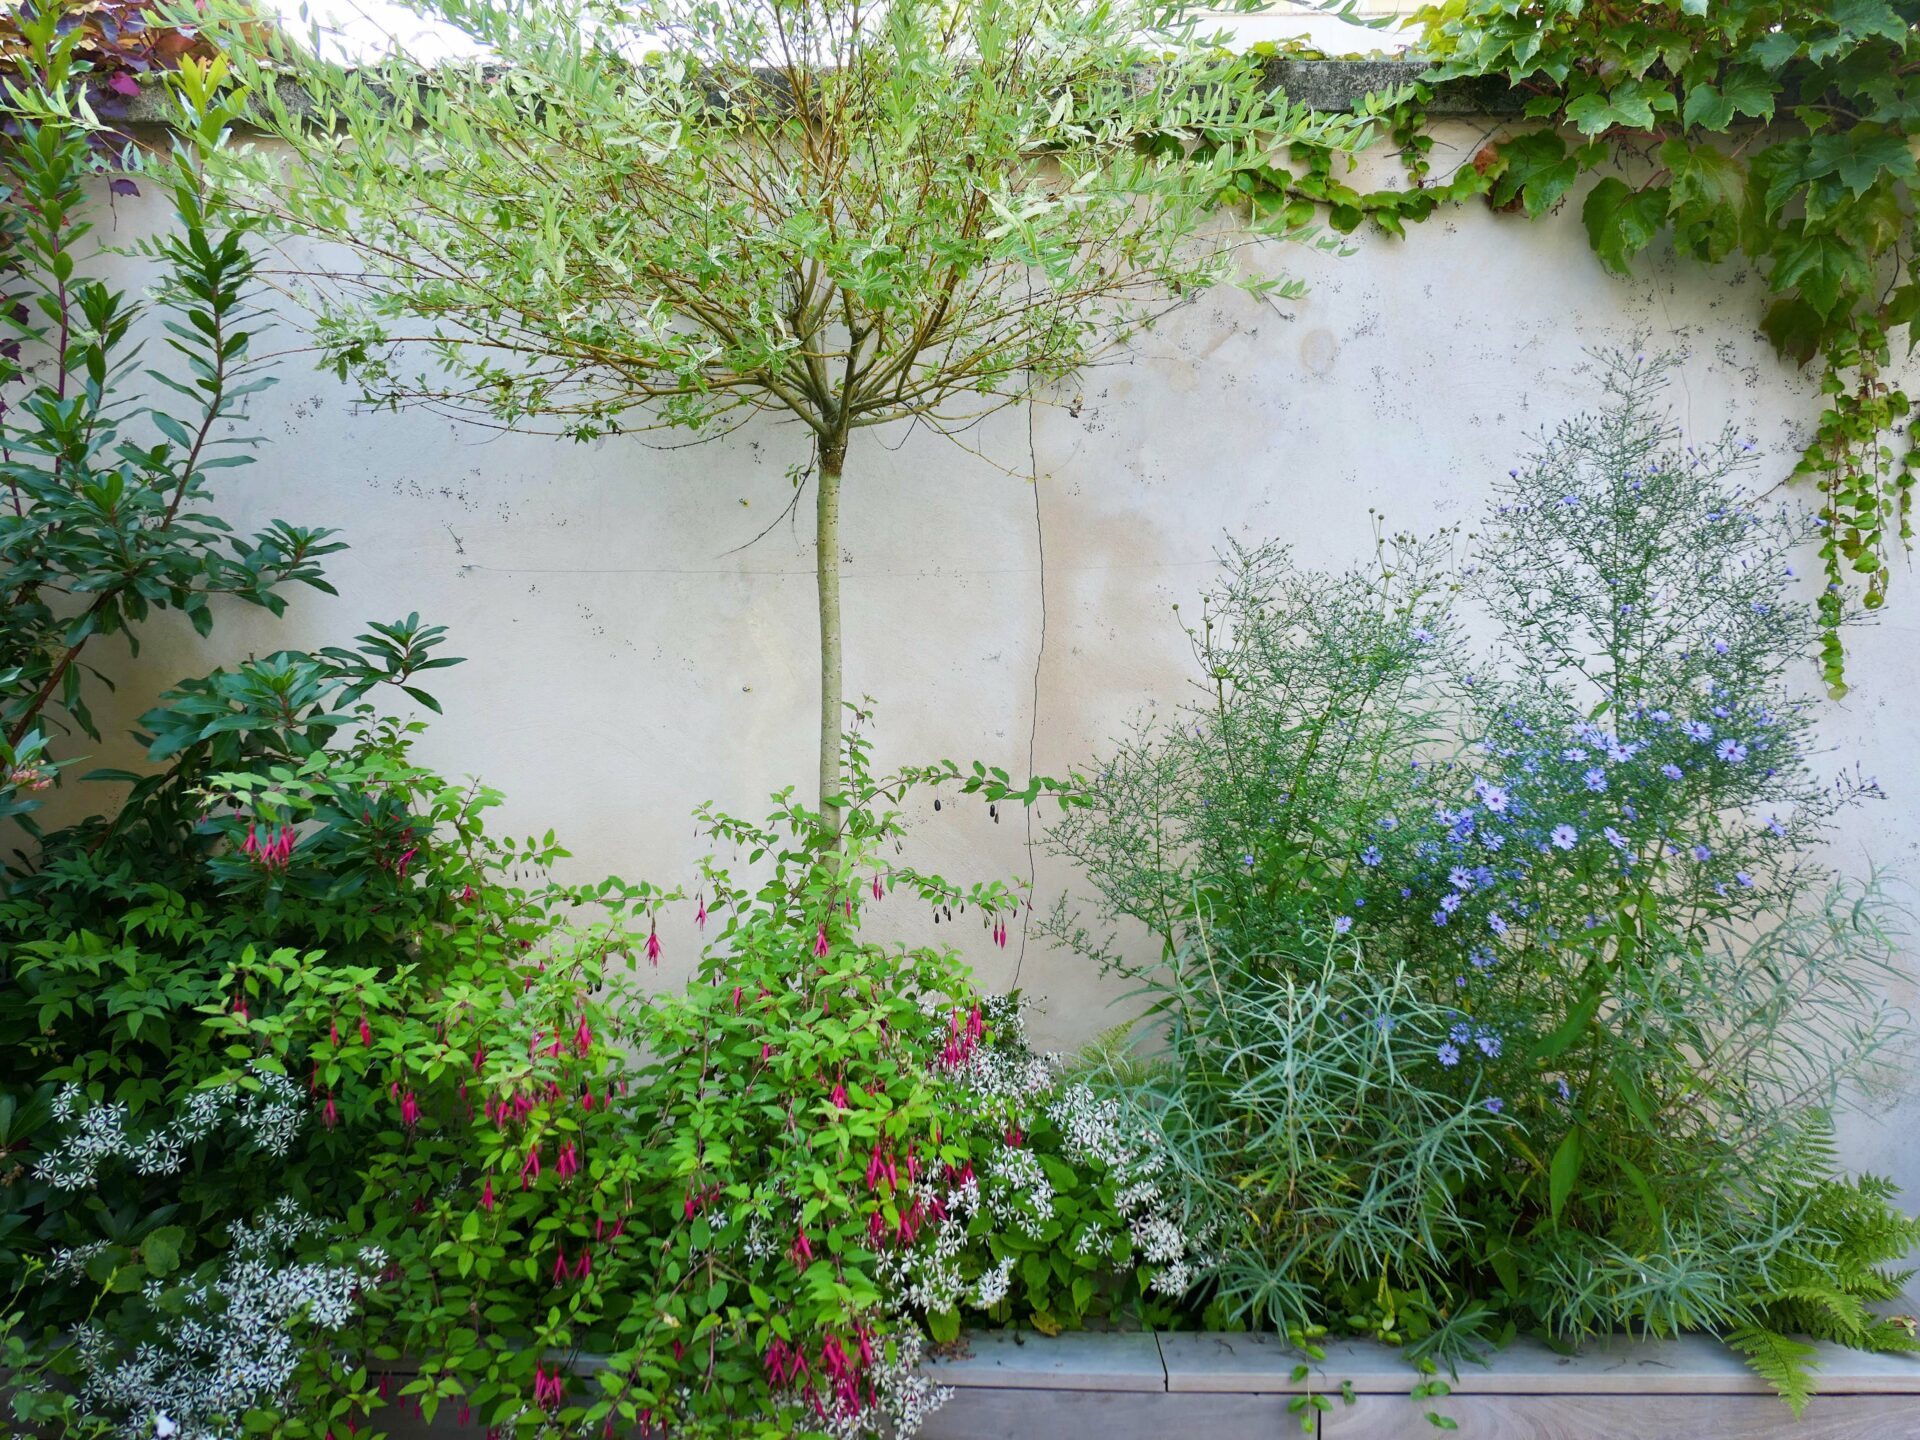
62,117,1920,1198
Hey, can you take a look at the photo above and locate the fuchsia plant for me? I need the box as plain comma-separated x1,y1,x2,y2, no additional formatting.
205,712,1197,1437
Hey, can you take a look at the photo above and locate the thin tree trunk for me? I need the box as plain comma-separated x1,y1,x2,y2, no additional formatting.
815,441,846,840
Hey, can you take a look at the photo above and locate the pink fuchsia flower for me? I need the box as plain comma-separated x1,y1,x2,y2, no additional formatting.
479,1177,495,1212
321,1093,338,1129
575,1247,591,1279
731,985,743,1012
646,926,662,965
551,1246,569,1286
520,1146,541,1189
573,1016,593,1055
829,1081,849,1110
789,1229,814,1267
400,1091,420,1128
473,1042,486,1072
813,923,830,959
555,1142,580,1181
872,874,885,900
696,895,707,930
359,1014,372,1046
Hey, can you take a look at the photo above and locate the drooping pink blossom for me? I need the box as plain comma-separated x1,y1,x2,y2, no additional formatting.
520,1146,541,1189
813,923,830,959
359,1014,372,1046
322,1093,337,1129
646,926,662,965
400,1091,420,1128
479,1177,495,1212
551,1247,569,1286
695,895,707,930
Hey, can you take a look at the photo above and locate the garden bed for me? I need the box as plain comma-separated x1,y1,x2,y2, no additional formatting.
375,1330,1920,1438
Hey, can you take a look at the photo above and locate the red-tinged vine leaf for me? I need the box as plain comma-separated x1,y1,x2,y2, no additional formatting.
1581,177,1670,275
1761,298,1826,367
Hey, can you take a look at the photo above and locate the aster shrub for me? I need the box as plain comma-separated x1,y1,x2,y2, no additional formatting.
1049,355,1920,1406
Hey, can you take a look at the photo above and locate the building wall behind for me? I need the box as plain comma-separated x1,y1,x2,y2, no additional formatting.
66,118,1920,1198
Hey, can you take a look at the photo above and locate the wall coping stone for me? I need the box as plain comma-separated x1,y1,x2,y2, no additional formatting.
105,55,1525,129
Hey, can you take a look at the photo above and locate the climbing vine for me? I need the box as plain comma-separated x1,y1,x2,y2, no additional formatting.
1410,0,1920,695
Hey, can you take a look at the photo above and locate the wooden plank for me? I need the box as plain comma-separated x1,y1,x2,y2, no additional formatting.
1322,1393,1920,1440
920,1387,1291,1439
926,1330,1165,1393
1157,1332,1920,1396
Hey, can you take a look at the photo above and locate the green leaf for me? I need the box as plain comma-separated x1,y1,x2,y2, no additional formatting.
142,1224,187,1277
1761,298,1827,366
1549,1128,1586,1223
928,1307,960,1344
1720,68,1777,123
1534,983,1604,1060
1491,130,1578,216
1581,178,1670,275
1771,232,1873,318
1682,85,1734,132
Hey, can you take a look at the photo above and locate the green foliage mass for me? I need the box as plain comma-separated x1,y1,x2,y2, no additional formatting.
1413,0,1920,695
1050,354,1920,1412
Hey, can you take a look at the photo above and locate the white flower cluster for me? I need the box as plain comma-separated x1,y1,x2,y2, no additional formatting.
822,1326,951,1440
983,1146,1054,1240
75,1199,373,1440
37,1067,304,1191
1046,1082,1216,1300
874,1176,981,1315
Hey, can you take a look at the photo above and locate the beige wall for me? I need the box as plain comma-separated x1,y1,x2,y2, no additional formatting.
64,119,1920,1197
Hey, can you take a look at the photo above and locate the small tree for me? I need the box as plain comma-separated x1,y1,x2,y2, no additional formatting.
181,0,1370,831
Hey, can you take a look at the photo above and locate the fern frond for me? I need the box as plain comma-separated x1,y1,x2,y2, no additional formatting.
1726,1324,1820,1417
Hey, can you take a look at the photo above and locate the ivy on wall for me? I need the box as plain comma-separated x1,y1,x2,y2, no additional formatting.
1412,1,1920,696
1215,8,1918,694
